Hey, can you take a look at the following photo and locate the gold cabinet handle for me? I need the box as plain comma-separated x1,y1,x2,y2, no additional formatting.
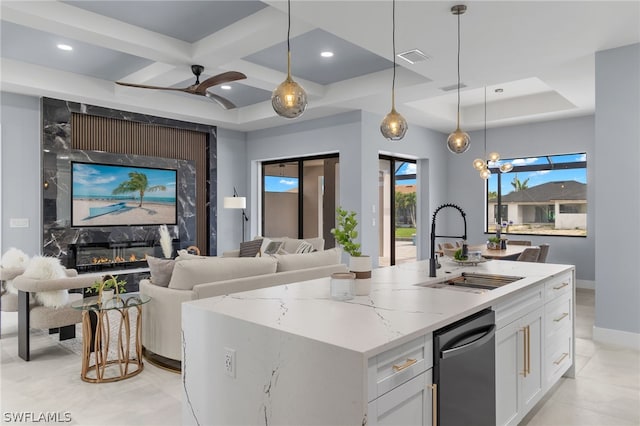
392,358,417,372
553,352,569,365
520,328,525,377
553,312,569,322
553,282,569,290
526,325,531,375
429,383,437,426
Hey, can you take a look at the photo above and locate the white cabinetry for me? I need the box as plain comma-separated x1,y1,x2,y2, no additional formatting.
495,271,575,426
368,335,434,426
496,306,544,426
543,271,574,389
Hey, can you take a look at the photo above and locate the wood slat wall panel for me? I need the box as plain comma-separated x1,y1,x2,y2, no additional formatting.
71,113,208,252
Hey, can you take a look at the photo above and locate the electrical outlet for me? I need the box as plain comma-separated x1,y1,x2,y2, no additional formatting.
224,347,236,378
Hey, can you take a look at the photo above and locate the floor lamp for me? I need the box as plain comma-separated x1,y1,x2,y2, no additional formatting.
223,188,249,242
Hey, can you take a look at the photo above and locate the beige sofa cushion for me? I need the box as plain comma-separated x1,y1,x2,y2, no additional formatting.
168,257,278,290
274,248,340,272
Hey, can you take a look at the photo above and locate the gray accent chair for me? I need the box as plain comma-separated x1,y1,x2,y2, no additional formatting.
12,270,96,361
516,247,541,262
537,244,550,263
1,267,25,337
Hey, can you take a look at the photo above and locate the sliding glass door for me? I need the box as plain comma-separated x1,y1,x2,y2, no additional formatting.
379,156,417,266
262,155,339,248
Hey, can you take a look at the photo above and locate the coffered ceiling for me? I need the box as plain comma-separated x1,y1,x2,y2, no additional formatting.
1,1,638,133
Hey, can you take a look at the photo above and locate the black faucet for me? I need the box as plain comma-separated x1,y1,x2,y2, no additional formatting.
429,203,467,277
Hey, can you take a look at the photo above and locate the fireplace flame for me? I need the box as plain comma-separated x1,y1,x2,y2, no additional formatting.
129,253,137,262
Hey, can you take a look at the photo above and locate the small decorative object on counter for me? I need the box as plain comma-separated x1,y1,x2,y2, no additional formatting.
330,272,355,301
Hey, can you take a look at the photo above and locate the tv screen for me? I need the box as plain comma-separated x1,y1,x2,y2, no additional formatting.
71,162,177,227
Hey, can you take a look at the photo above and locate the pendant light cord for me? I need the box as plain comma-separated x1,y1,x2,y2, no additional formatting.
484,86,487,160
456,11,461,127
287,0,291,54
392,0,397,108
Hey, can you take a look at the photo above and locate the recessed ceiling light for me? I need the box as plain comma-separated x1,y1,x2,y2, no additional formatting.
494,88,504,93
220,85,232,90
57,44,73,51
320,51,334,58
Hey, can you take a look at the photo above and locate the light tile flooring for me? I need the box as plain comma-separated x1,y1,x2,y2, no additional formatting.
1,288,638,425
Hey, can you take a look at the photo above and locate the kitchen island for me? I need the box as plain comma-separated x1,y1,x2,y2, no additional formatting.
181,259,575,426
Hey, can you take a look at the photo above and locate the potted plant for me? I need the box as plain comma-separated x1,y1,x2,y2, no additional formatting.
331,207,371,296
487,236,501,250
86,275,127,302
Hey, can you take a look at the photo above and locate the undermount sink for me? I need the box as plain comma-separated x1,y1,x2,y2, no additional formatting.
418,272,524,293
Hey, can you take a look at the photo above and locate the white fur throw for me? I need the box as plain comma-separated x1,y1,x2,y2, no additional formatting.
23,256,68,308
1,247,30,294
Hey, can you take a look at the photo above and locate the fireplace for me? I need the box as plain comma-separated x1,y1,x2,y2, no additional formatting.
68,241,161,273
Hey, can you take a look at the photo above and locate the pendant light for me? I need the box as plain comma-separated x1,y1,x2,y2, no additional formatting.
380,0,408,140
446,4,470,154
472,86,513,179
271,0,307,119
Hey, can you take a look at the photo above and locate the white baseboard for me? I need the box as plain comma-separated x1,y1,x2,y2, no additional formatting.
576,279,595,290
593,326,640,350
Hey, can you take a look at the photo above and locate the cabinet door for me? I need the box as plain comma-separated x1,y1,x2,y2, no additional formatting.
521,307,544,413
496,320,520,426
368,369,433,426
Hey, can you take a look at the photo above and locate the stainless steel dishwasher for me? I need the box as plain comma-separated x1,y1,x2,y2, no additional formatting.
433,309,496,426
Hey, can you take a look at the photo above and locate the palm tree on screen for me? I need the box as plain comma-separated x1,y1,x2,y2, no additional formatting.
112,172,166,207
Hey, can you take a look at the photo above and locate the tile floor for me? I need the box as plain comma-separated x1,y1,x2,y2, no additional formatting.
1,288,638,425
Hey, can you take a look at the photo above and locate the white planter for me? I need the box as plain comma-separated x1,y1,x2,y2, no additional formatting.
349,255,372,296
100,289,114,303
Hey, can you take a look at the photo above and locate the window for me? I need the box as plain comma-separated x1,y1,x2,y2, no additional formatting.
486,153,587,236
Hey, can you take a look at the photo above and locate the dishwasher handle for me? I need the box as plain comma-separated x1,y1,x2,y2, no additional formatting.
441,325,496,360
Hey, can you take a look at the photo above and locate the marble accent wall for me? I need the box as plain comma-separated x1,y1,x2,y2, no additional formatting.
42,98,217,265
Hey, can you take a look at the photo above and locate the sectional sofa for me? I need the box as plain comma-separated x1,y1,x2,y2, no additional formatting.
139,246,346,368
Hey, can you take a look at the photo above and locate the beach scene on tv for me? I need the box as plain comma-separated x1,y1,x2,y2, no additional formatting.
72,162,177,227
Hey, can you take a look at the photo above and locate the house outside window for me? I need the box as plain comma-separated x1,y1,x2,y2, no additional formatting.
486,153,587,237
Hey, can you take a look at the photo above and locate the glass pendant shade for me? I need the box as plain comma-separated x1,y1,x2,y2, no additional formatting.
479,167,491,180
272,76,307,118
472,158,486,171
447,128,471,154
380,108,408,140
488,152,500,162
500,162,514,173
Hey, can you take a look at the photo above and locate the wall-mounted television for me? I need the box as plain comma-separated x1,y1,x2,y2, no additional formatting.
71,162,177,227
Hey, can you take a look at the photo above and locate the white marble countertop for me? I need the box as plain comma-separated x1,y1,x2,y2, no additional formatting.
184,259,573,358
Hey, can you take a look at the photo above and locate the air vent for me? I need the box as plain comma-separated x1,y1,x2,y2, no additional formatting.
397,49,431,64
440,83,468,92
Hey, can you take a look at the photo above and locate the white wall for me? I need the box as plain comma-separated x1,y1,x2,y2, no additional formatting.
244,111,449,267
594,43,640,338
216,128,247,254
445,115,596,282
0,92,41,257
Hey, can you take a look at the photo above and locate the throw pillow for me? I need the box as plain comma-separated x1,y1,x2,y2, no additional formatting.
295,241,314,254
176,249,208,261
239,239,263,257
146,255,175,287
23,256,68,308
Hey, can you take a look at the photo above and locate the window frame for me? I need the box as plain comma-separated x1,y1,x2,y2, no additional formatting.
485,153,587,238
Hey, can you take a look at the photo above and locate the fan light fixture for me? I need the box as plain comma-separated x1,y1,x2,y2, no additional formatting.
380,0,408,141
472,86,513,179
446,5,470,154
271,0,307,119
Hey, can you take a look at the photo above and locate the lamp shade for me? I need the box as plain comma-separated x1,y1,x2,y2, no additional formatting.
224,196,246,209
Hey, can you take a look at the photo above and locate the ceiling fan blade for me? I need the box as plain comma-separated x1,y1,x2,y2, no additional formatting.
195,71,247,94
115,81,189,92
204,92,237,110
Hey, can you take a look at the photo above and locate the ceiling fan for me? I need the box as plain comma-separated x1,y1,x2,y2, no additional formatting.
115,65,247,110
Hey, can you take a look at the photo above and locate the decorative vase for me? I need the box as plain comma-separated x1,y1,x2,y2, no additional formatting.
330,272,355,301
349,255,372,296
100,289,114,303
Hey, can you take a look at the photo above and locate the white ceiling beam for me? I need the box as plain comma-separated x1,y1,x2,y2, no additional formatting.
1,1,192,64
